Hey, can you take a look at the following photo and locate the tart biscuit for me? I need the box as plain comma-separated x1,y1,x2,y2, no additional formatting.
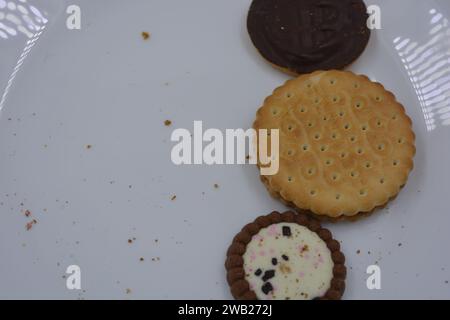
226,211,346,300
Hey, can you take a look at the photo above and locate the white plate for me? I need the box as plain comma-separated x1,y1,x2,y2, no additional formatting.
0,0,449,299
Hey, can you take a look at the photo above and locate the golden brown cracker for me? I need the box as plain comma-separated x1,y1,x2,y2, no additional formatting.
253,70,416,219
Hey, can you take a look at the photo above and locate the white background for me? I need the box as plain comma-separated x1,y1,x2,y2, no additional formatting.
0,0,449,299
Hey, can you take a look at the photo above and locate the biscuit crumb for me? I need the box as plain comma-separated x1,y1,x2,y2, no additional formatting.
170,195,176,201
214,183,219,189
126,288,132,294
139,257,144,262
26,219,37,231
164,120,172,126
24,210,31,217
141,32,150,40
128,239,133,244
356,249,361,254
85,144,92,150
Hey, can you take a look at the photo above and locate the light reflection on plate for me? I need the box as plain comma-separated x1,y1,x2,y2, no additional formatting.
394,8,450,131
0,0,49,110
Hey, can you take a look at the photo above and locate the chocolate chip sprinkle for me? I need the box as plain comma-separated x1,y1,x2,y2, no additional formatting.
261,282,273,295
262,270,275,282
254,269,262,276
272,258,278,266
282,226,292,237
282,254,289,261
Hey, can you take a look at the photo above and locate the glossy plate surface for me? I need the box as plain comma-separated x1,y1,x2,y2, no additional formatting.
0,0,449,299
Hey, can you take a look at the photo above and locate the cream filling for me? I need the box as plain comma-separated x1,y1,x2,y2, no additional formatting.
243,223,333,300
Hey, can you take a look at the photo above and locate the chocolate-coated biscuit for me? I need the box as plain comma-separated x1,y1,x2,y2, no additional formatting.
247,0,371,75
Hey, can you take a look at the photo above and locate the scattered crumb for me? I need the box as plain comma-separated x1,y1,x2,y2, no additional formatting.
128,185,132,189
154,239,159,243
164,82,170,86
139,257,144,262
141,31,150,40
368,251,371,255
445,281,449,284
214,183,219,189
164,120,172,126
151,257,160,262
126,288,132,294
128,239,133,244
85,144,92,150
356,249,360,254
26,219,37,231
24,210,31,217
398,243,402,247
171,195,177,201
